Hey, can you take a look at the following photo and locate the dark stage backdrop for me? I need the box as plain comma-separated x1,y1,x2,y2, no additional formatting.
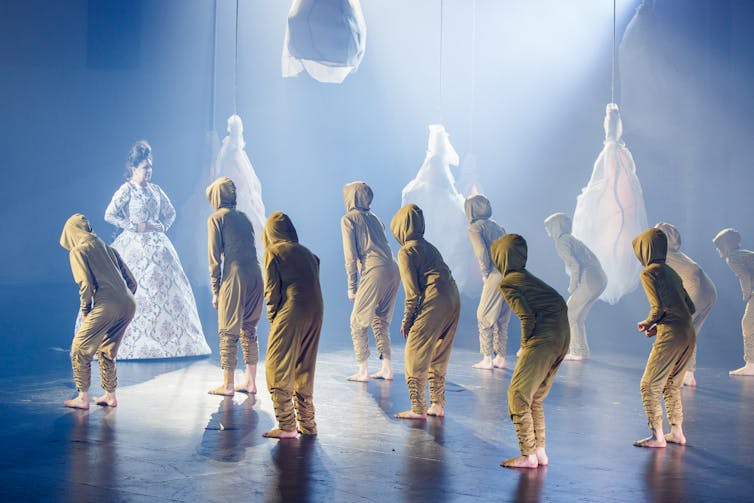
1,0,752,371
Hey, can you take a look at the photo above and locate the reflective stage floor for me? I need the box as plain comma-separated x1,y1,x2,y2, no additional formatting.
1,346,753,502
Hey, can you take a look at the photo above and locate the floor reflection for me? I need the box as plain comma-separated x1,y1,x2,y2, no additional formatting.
198,395,262,462
64,408,117,500
401,419,447,502
643,446,686,503
512,465,547,503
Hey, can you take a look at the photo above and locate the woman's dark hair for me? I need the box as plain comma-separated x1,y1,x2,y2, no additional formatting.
125,140,152,176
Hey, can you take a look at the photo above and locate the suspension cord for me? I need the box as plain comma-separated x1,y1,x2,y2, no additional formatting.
611,0,616,104
234,0,239,114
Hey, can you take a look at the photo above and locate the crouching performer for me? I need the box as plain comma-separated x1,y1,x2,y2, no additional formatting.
60,214,136,409
491,234,569,468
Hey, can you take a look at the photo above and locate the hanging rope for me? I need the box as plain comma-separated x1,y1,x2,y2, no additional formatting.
209,0,218,131
233,0,239,114
469,0,476,153
439,0,444,121
611,0,616,104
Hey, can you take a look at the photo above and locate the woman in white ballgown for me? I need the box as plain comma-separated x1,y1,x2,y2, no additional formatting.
572,103,648,305
89,140,211,359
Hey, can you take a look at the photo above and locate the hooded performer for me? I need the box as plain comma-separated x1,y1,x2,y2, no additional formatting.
655,222,716,386
341,182,400,381
262,212,324,438
390,204,460,419
491,234,570,468
465,195,512,370
633,228,696,448
206,177,265,396
545,213,607,360
713,228,754,376
60,214,137,409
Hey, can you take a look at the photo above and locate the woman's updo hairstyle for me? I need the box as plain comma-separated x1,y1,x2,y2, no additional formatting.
125,140,152,178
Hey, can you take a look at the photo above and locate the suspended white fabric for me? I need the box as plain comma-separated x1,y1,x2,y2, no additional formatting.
402,124,480,295
572,103,648,305
282,0,367,84
213,114,267,252
456,152,484,198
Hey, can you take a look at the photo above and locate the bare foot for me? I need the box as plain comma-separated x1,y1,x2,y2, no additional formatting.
683,371,696,387
298,423,318,436
633,436,667,448
64,396,89,410
535,447,548,466
729,363,754,376
563,353,584,361
370,368,394,380
94,393,117,407
472,356,493,370
208,384,234,396
492,355,506,369
347,371,369,382
395,410,427,420
262,428,298,439
427,403,445,417
664,431,686,445
235,381,257,394
500,454,538,468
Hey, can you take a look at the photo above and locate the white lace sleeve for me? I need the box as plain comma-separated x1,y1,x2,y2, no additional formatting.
104,184,135,231
156,185,176,231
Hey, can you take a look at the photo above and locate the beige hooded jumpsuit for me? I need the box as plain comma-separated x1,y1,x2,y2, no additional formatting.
465,195,511,358
206,177,264,371
390,204,460,414
544,213,607,358
713,228,754,364
263,212,324,434
341,182,400,363
60,214,137,393
655,222,716,373
633,228,696,429
490,234,569,456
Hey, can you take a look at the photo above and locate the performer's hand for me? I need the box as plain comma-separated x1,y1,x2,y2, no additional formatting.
148,221,164,232
645,325,658,337
137,222,147,233
212,294,218,310
347,290,356,302
637,321,648,332
400,325,408,338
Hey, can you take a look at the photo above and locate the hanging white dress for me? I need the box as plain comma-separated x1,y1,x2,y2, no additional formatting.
76,181,212,359
572,103,648,305
282,0,367,84
213,114,266,253
402,124,480,295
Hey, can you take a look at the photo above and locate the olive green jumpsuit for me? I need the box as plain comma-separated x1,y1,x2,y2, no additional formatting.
465,195,511,359
390,204,460,414
60,214,136,393
206,176,264,371
341,182,400,363
633,228,696,430
713,228,754,364
263,212,324,434
655,222,716,373
490,234,569,456
545,213,606,359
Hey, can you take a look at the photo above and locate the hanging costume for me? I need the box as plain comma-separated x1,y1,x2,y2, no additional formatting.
490,234,569,457
214,115,267,254
390,204,460,414
206,177,264,372
633,228,695,430
282,0,367,84
61,214,137,393
402,124,479,295
655,222,716,374
263,212,324,435
465,195,511,359
713,228,754,365
545,213,607,359
572,103,648,304
341,182,400,363
101,179,210,359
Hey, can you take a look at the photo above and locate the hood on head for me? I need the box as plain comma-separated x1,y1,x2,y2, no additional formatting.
544,213,572,238
490,234,528,275
60,213,94,250
632,228,667,267
206,176,237,210
464,194,492,223
390,204,425,245
655,222,681,252
263,211,299,248
343,181,373,212
713,228,741,256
